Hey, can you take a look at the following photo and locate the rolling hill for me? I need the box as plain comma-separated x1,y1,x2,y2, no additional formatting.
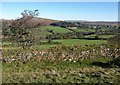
1,17,59,28
65,20,120,26
1,17,119,28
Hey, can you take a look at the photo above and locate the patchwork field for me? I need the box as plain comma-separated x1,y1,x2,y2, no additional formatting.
1,2,120,84
2,20,120,83
2,39,107,50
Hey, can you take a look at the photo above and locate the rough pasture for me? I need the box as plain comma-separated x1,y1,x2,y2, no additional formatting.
2,45,120,83
2,45,120,63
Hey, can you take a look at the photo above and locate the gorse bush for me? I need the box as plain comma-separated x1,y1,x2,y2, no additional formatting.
108,34,120,48
110,56,120,67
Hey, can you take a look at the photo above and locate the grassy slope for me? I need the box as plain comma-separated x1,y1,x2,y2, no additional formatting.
3,57,120,83
44,26,72,33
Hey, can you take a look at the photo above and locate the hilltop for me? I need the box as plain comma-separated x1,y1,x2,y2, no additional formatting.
1,17,119,27
1,17,59,27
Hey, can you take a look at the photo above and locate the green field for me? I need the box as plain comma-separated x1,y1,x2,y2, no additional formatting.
44,26,72,33
99,35,115,38
2,39,107,50
85,34,115,39
35,39,107,50
53,39,107,46
74,28,95,32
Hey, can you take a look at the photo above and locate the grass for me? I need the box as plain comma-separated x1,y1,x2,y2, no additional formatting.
30,39,107,50
1,39,107,50
74,28,95,32
53,39,107,46
3,57,112,73
33,44,57,50
0,42,12,46
2,57,120,83
44,26,72,33
99,35,115,38
3,67,119,83
0,61,2,84
85,34,115,39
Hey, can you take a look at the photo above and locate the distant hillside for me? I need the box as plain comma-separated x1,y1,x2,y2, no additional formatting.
65,20,120,26
1,18,119,28
1,17,59,27
84,21,119,26
27,17,59,26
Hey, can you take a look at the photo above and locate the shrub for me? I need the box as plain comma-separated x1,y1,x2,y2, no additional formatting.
110,56,120,67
